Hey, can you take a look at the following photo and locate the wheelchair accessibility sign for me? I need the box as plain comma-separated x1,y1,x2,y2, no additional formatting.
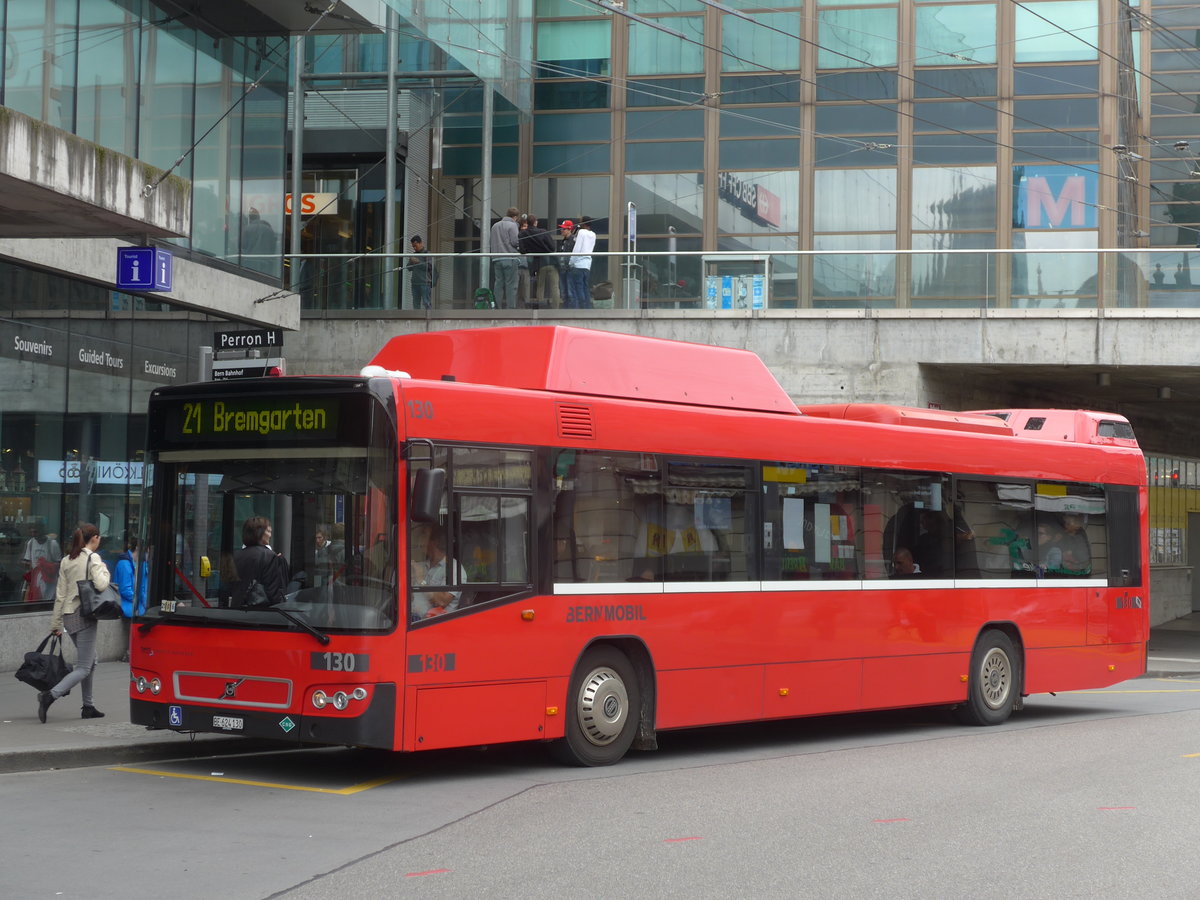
169,705,183,727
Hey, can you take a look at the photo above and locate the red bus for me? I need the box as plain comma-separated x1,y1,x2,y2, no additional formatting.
131,326,1148,765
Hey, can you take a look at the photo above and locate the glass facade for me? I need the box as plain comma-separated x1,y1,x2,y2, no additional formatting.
1,0,288,279
391,0,1164,311
0,3,279,617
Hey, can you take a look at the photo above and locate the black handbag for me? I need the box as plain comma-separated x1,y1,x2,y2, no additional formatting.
78,577,122,619
14,633,72,692
77,550,122,620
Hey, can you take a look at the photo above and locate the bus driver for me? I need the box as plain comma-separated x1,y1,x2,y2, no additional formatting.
412,525,464,620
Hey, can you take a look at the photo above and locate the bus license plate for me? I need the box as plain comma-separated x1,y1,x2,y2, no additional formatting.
213,715,244,731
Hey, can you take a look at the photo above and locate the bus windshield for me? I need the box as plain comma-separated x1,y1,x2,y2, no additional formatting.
151,444,397,632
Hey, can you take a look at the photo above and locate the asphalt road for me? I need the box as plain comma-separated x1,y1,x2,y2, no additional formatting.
5,675,1200,899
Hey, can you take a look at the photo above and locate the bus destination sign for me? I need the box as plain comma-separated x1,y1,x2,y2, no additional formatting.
164,398,340,443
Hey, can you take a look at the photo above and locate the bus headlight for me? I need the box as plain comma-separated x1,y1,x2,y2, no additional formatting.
135,676,148,694
150,678,162,695
310,686,370,712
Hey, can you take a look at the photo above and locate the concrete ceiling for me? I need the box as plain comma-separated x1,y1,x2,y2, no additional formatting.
0,173,181,239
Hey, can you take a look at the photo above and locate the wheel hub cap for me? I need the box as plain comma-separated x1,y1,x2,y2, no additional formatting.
578,667,629,746
980,648,1010,710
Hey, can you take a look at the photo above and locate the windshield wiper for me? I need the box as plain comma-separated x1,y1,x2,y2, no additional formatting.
137,614,167,636
257,605,331,645
137,604,330,645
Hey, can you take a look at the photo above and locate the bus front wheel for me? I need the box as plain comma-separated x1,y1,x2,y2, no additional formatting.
956,629,1020,726
554,646,640,766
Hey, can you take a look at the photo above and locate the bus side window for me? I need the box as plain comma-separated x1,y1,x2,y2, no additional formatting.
1106,486,1138,587
863,470,950,580
664,462,754,582
553,450,658,584
763,464,861,581
1034,483,1106,579
958,481,1034,578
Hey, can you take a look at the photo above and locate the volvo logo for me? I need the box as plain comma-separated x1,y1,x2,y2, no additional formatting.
222,678,246,699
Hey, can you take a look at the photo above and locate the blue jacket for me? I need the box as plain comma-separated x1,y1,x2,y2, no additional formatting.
115,550,148,617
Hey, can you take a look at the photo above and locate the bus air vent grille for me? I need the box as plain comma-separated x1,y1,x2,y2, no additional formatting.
557,404,595,440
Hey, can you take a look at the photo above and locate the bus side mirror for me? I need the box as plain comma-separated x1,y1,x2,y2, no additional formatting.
411,467,446,524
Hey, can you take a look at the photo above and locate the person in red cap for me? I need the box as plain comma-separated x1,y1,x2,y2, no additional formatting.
557,220,576,306
567,216,596,308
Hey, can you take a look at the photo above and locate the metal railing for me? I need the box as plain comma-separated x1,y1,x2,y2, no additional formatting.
280,248,1200,313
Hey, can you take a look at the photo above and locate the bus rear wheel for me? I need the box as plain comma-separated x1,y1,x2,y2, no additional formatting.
554,646,640,766
956,629,1020,726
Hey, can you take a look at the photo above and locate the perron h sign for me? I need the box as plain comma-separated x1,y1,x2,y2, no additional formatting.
116,247,173,292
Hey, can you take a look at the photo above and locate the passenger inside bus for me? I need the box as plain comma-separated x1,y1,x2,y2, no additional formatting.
1057,513,1092,575
912,509,952,577
891,547,922,578
232,516,289,607
1036,520,1064,574
411,525,464,620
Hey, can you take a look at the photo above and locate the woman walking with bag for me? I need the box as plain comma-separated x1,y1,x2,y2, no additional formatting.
38,523,110,722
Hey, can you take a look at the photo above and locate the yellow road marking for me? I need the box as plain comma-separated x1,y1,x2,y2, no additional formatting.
110,767,402,794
